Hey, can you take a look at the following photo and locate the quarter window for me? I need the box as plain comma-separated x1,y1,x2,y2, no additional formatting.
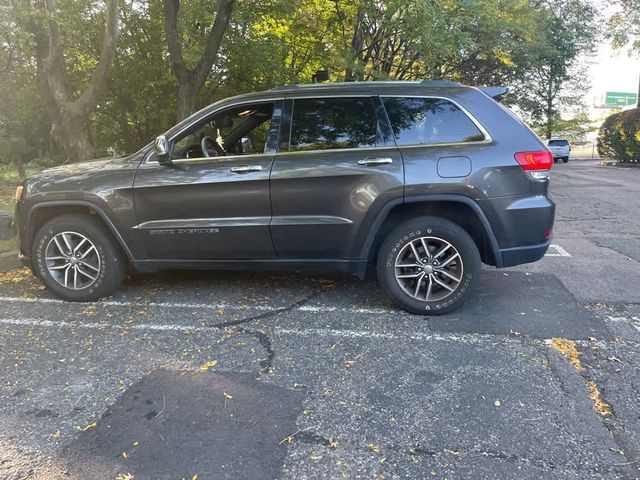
289,97,378,151
382,97,485,146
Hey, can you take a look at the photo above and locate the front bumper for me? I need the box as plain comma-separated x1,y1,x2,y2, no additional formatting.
0,212,15,241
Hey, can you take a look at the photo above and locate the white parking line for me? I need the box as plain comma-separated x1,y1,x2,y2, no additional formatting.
0,317,521,344
0,296,394,316
545,244,572,257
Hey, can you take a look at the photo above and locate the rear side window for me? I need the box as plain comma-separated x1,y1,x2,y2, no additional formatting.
289,97,378,151
382,97,485,146
548,140,569,147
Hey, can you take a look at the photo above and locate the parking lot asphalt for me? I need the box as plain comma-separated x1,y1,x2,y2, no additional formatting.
1,159,639,480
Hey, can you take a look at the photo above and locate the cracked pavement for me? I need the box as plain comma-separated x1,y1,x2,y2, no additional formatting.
0,159,639,479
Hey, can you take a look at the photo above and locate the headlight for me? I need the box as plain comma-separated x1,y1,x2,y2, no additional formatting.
15,186,24,201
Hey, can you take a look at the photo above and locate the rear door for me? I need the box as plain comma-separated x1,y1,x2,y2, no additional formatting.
269,95,404,260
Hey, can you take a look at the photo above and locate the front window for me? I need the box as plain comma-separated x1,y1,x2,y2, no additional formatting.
171,102,278,160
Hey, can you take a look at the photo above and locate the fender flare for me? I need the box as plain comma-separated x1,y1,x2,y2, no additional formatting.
360,194,503,268
27,200,136,262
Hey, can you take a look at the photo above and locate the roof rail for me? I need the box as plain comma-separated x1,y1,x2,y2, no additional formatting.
419,80,463,87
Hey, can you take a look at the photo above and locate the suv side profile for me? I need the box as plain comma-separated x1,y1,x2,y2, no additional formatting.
10,80,555,314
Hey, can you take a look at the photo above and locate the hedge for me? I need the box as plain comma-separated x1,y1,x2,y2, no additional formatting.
597,108,640,162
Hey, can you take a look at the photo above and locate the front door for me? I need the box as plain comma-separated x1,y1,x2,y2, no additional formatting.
133,100,283,260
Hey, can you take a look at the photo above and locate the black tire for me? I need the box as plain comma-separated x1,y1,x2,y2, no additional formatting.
562,157,569,163
376,216,481,315
33,214,128,301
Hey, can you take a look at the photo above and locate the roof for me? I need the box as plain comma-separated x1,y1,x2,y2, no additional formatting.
270,80,463,93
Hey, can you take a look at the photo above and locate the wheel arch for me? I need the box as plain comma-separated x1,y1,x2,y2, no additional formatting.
27,201,135,262
362,194,502,268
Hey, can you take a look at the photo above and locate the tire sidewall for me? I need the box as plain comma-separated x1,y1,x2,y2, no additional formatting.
378,219,480,315
33,218,123,301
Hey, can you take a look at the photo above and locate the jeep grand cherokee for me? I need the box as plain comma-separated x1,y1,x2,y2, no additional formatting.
7,80,555,314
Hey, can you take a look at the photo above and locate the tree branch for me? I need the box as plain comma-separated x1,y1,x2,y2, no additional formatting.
193,0,235,87
163,0,189,81
71,0,120,117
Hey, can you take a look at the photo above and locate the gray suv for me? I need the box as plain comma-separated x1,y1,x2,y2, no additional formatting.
7,80,555,314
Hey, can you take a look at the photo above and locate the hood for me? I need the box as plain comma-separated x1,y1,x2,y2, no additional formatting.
34,155,132,179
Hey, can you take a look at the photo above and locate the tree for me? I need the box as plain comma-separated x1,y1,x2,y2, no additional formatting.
512,0,597,139
163,0,235,121
607,0,640,54
30,0,120,161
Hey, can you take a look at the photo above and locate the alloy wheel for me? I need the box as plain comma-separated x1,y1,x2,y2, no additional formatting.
44,231,101,290
394,236,463,302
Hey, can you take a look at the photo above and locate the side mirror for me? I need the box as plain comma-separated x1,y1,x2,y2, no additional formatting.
154,135,172,165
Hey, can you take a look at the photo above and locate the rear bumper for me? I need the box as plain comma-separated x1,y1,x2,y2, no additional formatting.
0,212,15,241
499,239,551,267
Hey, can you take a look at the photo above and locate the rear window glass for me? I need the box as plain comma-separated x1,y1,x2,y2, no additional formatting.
289,97,378,151
382,97,485,146
548,140,569,146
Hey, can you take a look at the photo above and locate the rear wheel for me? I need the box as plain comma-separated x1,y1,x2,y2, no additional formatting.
562,157,569,163
376,216,480,315
33,214,127,301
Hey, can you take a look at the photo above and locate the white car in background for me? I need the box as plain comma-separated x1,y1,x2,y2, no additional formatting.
546,139,571,163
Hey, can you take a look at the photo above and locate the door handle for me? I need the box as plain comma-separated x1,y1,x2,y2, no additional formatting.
358,157,393,166
230,165,263,173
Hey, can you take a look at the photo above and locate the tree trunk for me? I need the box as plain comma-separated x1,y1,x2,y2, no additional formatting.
59,110,95,160
164,0,235,121
31,0,119,162
176,78,198,122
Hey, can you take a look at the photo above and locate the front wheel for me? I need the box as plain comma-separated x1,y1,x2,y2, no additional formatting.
33,214,128,301
376,216,480,315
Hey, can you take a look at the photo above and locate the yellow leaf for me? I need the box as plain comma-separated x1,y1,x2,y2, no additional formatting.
115,474,135,480
199,360,218,372
77,422,97,431
122,452,128,458
329,439,338,448
223,392,233,400
368,443,380,453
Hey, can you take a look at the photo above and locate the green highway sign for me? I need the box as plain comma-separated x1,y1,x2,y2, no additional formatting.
604,91,638,107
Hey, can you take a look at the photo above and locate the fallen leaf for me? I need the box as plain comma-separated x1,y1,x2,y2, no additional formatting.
77,421,97,431
199,360,218,372
494,400,501,407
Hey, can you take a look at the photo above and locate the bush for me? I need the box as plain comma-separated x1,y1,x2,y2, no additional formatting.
597,108,640,162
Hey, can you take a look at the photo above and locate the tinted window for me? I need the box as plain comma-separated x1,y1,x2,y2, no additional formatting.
548,139,569,147
289,97,378,151
383,97,484,146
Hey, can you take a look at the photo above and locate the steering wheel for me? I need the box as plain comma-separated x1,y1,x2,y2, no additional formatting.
201,136,225,157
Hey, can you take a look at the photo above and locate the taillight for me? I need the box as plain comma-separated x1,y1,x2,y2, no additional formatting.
514,151,553,179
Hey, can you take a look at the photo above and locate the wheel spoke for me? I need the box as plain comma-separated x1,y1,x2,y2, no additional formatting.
61,233,74,253
413,272,425,297
397,272,423,279
438,252,460,268
436,269,461,283
425,275,434,301
395,263,421,268
432,274,455,292
53,236,67,256
63,264,71,288
48,263,69,270
80,260,100,272
420,238,431,261
73,266,78,289
409,242,421,262
79,244,97,260
73,238,87,254
432,244,450,261
45,255,67,261
76,265,97,281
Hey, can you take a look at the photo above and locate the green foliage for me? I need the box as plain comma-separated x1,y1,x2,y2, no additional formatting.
607,0,640,53
0,0,602,169
597,108,640,162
